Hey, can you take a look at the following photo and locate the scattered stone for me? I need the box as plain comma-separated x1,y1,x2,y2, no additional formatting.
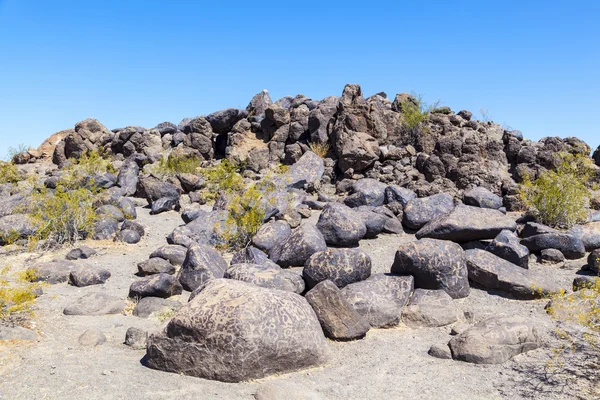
150,245,187,266
133,297,182,318
69,266,111,287
150,196,179,215
92,217,119,240
0,325,38,341
226,263,305,294
115,229,142,244
463,187,502,209
485,230,529,268
230,246,278,268
316,203,367,246
124,327,148,350
137,257,176,276
416,205,517,242
402,289,458,328
179,243,227,292
28,260,76,284
573,275,598,291
428,344,452,360
269,224,327,268
392,239,470,299
145,279,329,382
344,178,387,207
448,317,540,364
0,214,36,243
540,248,565,264
63,293,125,316
356,209,387,238
521,233,586,260
520,222,558,238
129,273,183,299
402,193,454,230
96,205,125,222
569,225,600,252
78,329,106,347
116,160,139,196
65,246,97,260
341,274,414,328
587,248,600,272
303,248,372,289
121,220,145,237
465,249,563,299
384,185,416,207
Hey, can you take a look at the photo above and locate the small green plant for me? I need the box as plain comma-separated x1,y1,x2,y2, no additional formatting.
152,153,202,176
308,142,330,158
519,152,593,228
218,185,269,250
0,161,21,184
197,159,245,202
58,149,115,191
5,143,29,161
0,265,40,325
156,308,177,322
398,94,431,149
26,187,98,245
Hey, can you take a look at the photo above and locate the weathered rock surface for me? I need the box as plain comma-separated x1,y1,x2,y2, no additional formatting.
133,297,182,318
69,266,111,287
521,233,586,260
28,260,76,284
485,230,529,268
269,224,327,267
463,187,502,209
129,273,183,299
63,293,125,316
150,245,187,266
316,202,367,246
448,316,540,364
124,327,148,350
225,263,305,294
568,225,600,252
179,243,227,292
344,178,387,207
303,248,371,289
402,289,458,328
392,239,470,299
252,220,291,252
416,205,517,242
145,279,329,382
341,274,414,328
137,257,176,276
402,194,454,230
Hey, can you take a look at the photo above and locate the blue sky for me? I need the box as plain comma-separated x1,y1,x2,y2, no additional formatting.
0,0,598,156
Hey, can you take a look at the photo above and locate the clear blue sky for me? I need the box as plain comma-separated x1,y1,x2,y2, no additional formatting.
1,0,598,156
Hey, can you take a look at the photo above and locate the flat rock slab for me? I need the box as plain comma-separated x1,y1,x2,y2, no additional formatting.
29,260,77,284
226,263,305,294
448,316,540,364
145,279,329,382
133,297,182,318
341,274,414,328
403,193,454,230
0,325,38,341
305,280,370,341
520,233,586,260
465,249,563,299
402,289,458,328
392,238,470,299
63,293,125,316
416,205,517,242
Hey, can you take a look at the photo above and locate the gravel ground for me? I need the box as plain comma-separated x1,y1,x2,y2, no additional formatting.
0,206,593,400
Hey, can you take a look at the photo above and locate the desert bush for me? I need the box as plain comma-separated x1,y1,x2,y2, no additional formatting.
151,153,202,176
398,94,430,149
0,265,41,325
5,143,29,162
308,141,330,158
0,161,21,184
26,187,98,245
197,159,245,202
58,149,115,191
519,153,593,228
218,185,268,250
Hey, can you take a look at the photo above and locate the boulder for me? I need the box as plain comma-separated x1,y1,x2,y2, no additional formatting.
0,214,36,243
179,243,227,292
116,160,139,196
402,194,454,230
206,108,248,134
145,279,329,382
278,151,325,189
28,260,76,284
568,225,600,252
225,263,305,294
465,249,563,299
92,217,119,240
96,204,125,222
246,90,273,116
344,179,387,207
356,209,387,238
230,246,279,268
269,224,327,268
150,245,187,266
416,205,517,242
167,210,227,247
133,297,182,318
78,329,106,347
391,239,470,299
65,246,97,260
137,177,181,205
463,187,502,209
428,344,452,360
520,222,558,238
448,317,540,364
69,266,111,287
521,233,586,259
137,258,176,276
587,248,600,272
485,230,529,268
305,280,370,341
303,248,371,289
252,220,292,252
402,289,459,328
0,325,38,341
115,229,141,244
150,197,179,215
124,327,148,350
341,274,414,328
129,273,183,299
384,185,416,207
541,249,565,264
63,293,125,316
316,203,367,246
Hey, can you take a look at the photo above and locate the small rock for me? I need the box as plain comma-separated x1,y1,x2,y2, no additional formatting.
137,258,176,276
428,344,452,360
63,293,125,316
124,327,148,350
65,246,97,260
541,248,565,264
129,273,183,299
78,329,106,347
133,297,182,318
69,266,111,287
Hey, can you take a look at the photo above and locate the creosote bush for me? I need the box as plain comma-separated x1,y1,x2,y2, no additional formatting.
0,161,21,184
152,153,202,176
0,265,41,325
219,185,269,250
198,159,245,202
519,153,594,228
399,94,431,149
58,149,115,191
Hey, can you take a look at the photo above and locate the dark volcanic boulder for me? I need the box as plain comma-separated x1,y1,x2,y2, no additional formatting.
150,245,188,266
150,196,179,215
463,187,502,209
305,280,370,341
384,185,417,207
448,317,540,364
205,108,248,134
316,203,367,246
391,239,470,299
519,222,558,238
137,177,181,205
68,266,111,287
344,179,387,208
116,160,139,196
278,151,324,189
92,217,119,240
587,248,600,272
465,249,563,299
416,205,517,242
341,274,414,328
401,289,458,328
402,193,454,230
145,279,329,382
167,210,227,247
137,257,176,276
230,246,278,268
485,230,529,268
65,246,97,260
252,220,292,252
28,260,76,284
129,273,183,299
269,224,327,267
0,214,36,243
179,243,227,292
303,248,372,289
520,233,586,260
568,225,600,252
356,209,387,238
225,263,305,294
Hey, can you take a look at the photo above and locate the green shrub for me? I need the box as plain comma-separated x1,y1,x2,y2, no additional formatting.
0,265,41,325
152,153,202,176
198,159,245,202
218,185,268,250
519,153,593,228
398,94,431,149
58,149,115,191
5,143,29,162
26,187,98,245
0,161,21,184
